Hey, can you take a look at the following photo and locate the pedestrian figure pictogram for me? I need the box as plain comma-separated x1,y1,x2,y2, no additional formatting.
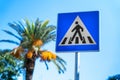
59,16,96,46
69,21,84,44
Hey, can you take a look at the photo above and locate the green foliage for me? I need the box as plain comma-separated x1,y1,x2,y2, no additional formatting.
107,74,120,80
0,50,23,80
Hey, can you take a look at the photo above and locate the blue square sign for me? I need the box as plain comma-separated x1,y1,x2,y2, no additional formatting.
56,11,99,52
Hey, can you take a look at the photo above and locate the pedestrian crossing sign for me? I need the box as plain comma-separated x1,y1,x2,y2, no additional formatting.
56,11,99,52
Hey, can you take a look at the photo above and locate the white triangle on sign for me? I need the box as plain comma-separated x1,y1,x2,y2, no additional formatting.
59,16,96,46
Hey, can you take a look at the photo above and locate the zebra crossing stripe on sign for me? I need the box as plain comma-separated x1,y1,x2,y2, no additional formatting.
59,16,96,46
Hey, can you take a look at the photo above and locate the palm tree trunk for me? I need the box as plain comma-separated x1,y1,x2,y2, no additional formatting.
25,56,36,80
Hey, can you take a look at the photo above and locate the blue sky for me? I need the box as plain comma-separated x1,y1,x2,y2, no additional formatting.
0,0,120,80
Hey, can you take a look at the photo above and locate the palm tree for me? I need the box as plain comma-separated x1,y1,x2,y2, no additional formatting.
0,49,23,80
0,18,66,80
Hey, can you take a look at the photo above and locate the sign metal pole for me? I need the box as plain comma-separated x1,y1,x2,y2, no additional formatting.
75,52,80,80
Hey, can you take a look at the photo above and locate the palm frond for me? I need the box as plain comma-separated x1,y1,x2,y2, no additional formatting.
40,27,56,44
35,18,41,27
43,32,56,44
40,29,50,40
52,60,65,73
33,19,56,43
0,40,19,45
31,22,35,36
25,19,32,36
47,25,56,31
18,21,26,31
8,22,24,36
34,24,42,39
56,58,66,71
34,19,41,33
41,20,49,28
56,56,67,72
13,21,24,33
23,27,32,40
3,30,22,41
34,20,49,39
41,26,56,39
20,40,32,49
44,61,49,70
57,56,66,64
